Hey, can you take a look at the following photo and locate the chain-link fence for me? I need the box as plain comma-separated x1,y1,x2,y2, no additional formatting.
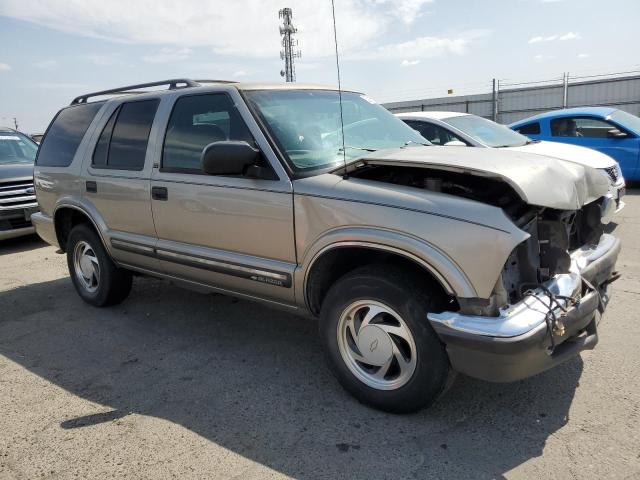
383,70,640,125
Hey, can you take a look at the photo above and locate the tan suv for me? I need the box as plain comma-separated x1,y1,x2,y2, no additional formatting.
32,79,620,412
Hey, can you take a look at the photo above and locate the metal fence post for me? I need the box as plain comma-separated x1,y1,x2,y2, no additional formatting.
492,79,496,121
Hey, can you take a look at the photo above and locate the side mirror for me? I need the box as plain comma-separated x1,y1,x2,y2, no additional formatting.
201,141,260,176
444,140,467,147
607,128,628,139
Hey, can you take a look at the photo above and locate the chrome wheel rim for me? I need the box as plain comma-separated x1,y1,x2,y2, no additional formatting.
337,300,417,390
73,240,100,293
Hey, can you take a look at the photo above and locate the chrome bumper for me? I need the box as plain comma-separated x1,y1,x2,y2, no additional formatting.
427,234,620,382
428,234,620,338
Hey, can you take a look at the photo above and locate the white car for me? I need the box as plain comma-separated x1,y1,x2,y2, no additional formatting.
397,111,626,212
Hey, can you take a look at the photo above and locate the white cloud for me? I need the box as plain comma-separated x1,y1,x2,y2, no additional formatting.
578,53,590,59
0,62,11,72
142,47,191,64
559,32,581,41
0,0,478,62
233,70,248,77
528,35,557,44
401,59,421,67
529,32,581,44
375,0,434,25
33,59,58,69
351,30,490,61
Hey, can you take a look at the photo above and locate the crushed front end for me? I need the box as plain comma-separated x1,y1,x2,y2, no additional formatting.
428,195,621,382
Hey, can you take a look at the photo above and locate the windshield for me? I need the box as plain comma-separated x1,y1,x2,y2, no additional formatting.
443,114,529,148
244,90,427,172
609,110,640,135
0,131,38,165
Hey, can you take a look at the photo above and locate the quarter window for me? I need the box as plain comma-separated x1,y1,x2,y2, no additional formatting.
92,100,159,171
162,93,254,173
515,122,540,135
37,102,104,167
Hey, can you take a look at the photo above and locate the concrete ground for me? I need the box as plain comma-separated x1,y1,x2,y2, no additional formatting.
1,192,639,480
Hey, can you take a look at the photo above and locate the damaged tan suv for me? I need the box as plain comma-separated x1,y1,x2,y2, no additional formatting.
32,79,621,412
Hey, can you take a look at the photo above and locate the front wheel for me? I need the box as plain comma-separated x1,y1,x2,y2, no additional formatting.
320,264,451,413
66,224,132,307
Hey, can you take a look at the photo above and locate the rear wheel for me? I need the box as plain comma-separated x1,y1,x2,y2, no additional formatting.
320,264,451,413
66,224,132,306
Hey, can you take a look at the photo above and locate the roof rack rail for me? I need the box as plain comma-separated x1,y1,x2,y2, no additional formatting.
193,79,237,84
70,78,200,105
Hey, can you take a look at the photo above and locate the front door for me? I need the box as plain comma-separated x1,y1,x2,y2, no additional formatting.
150,91,296,305
549,115,640,179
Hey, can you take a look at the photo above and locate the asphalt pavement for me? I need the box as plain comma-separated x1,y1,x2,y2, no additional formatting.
1,191,639,479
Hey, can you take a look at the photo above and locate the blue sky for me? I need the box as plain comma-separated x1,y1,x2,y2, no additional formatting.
0,0,638,133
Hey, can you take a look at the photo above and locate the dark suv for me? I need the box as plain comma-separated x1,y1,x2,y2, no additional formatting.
0,128,39,240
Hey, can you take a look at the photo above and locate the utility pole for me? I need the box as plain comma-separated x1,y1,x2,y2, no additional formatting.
13,117,18,130
279,8,301,82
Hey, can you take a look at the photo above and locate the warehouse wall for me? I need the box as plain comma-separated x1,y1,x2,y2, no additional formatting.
383,74,640,125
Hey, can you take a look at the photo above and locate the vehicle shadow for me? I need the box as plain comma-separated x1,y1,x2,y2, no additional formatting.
0,276,583,479
0,234,46,255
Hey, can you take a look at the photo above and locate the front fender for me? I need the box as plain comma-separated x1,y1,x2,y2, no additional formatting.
296,226,477,309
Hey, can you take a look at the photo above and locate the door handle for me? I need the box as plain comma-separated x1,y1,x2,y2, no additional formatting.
151,186,168,201
86,181,97,193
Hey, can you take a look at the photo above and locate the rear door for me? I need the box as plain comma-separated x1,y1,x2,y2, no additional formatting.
550,115,639,179
82,98,162,271
150,89,296,305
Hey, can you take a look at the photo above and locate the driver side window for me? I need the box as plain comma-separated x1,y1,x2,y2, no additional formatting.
162,93,254,173
551,116,618,138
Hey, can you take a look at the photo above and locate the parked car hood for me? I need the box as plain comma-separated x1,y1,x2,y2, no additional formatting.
0,163,34,182
341,146,609,210
507,140,616,169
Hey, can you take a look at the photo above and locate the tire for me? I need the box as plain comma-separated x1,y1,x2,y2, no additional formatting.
320,264,451,413
66,224,132,307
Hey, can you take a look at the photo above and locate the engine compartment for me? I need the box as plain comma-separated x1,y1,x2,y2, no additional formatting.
351,163,606,308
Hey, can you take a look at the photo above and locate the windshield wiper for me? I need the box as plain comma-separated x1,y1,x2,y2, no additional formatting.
402,140,429,147
338,146,378,153
525,138,541,145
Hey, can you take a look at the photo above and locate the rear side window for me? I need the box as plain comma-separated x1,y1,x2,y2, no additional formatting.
36,102,104,167
515,122,541,135
92,99,159,171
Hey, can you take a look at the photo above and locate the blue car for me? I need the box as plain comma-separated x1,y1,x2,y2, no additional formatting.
510,107,640,180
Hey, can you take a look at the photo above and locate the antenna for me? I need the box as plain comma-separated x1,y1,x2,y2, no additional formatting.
330,0,348,179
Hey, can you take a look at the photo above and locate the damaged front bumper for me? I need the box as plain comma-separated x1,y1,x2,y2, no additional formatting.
427,233,621,382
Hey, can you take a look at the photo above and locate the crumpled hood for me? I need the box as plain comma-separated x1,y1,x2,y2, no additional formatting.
344,146,609,210
507,140,617,170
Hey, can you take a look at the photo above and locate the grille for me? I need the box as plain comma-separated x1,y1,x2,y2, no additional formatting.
604,166,619,183
0,180,37,211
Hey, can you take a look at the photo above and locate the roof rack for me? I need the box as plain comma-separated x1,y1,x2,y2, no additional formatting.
70,78,201,105
194,79,238,84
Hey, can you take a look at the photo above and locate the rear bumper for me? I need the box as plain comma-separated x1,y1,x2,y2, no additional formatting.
428,234,620,382
31,212,59,248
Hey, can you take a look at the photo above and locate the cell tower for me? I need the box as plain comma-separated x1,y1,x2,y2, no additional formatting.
279,8,301,82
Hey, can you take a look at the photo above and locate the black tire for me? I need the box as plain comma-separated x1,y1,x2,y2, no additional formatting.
66,224,132,307
320,264,451,413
